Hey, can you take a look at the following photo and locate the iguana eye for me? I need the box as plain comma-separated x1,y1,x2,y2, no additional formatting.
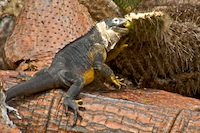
112,18,120,25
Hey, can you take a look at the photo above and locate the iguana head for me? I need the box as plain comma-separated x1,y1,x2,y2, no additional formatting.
96,18,129,51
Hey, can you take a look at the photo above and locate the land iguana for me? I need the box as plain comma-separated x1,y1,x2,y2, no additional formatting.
5,18,130,125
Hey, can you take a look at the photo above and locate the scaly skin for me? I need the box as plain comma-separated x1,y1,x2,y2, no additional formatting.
5,18,129,125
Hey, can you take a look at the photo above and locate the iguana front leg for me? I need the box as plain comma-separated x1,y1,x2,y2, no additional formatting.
106,37,129,62
94,62,125,88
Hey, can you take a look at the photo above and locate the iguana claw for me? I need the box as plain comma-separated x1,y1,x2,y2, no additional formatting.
6,105,22,119
75,99,85,108
64,98,84,126
111,75,126,89
119,37,129,50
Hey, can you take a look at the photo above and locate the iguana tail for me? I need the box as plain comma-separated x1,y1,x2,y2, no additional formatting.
6,72,58,102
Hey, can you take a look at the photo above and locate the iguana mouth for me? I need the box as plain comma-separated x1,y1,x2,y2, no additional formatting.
113,19,130,33
113,22,129,34
118,24,127,28
118,22,127,28
119,20,132,28
117,20,129,28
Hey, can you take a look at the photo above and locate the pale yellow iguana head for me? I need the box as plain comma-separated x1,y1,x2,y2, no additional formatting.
96,18,129,52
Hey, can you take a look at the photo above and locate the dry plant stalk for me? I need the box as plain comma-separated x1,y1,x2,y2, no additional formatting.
137,0,200,25
111,11,200,97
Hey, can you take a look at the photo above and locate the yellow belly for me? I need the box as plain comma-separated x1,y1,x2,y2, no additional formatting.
83,68,95,86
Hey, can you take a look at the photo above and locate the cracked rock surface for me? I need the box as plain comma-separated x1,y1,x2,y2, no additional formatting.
1,70,200,132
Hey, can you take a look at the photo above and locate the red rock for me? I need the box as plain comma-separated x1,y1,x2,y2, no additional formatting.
4,0,94,71
1,70,200,132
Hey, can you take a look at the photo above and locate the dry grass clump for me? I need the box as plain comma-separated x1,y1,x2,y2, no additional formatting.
137,0,200,25
110,11,200,97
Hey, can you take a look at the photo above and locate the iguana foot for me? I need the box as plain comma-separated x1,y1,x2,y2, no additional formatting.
75,99,85,108
0,90,21,119
119,37,129,50
63,97,82,126
111,75,126,89
6,104,22,119
0,90,21,127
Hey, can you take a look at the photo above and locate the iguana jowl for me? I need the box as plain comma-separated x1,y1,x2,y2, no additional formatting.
5,18,129,125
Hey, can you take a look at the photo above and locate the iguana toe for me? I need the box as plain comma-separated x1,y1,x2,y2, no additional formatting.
111,75,126,89
75,99,85,109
